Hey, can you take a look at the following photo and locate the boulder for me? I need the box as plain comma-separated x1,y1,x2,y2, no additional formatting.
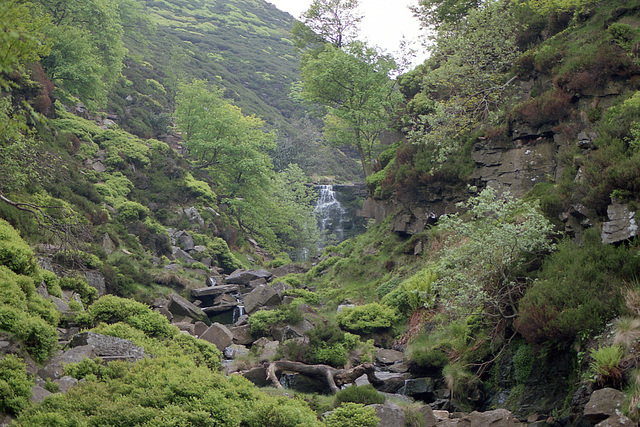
199,323,234,351
375,348,404,365
54,376,78,393
337,304,355,313
191,285,239,299
226,269,272,286
102,233,116,255
194,321,208,337
229,325,254,346
172,247,196,264
253,337,280,362
47,295,71,313
455,409,522,427
84,271,106,296
224,344,250,359
69,332,146,361
39,345,97,380
398,377,435,398
596,414,636,427
184,207,204,226
242,367,271,387
602,200,638,244
167,294,208,323
244,285,281,314
584,388,626,423
30,386,52,403
370,402,406,427
175,231,195,251
420,405,438,427
173,322,196,335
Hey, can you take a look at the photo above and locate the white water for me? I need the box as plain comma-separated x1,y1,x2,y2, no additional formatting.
314,185,346,249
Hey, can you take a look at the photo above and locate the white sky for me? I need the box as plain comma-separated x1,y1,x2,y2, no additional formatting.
267,0,429,67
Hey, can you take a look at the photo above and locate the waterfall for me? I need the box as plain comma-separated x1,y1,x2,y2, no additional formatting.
232,305,244,323
314,185,346,249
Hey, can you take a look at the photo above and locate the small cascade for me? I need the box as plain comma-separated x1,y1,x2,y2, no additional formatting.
314,185,346,249
232,304,244,323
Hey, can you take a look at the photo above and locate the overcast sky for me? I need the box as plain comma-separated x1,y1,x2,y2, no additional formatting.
267,0,429,67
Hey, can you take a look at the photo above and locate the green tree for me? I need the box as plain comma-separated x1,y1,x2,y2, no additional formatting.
434,187,555,320
36,0,127,108
407,0,521,166
411,0,484,28
300,42,401,177
297,0,362,48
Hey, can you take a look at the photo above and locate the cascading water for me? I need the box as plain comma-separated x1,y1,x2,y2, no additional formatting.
314,185,346,250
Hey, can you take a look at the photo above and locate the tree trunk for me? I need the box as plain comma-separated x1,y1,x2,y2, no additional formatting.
266,361,383,394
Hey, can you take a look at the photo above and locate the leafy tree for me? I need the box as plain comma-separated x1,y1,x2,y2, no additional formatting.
434,187,555,320
411,0,484,28
296,0,362,48
35,0,127,108
407,0,521,166
300,42,401,177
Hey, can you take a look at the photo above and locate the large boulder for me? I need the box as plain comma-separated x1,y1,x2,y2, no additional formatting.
84,271,106,296
191,285,239,299
369,402,406,427
226,269,272,287
584,388,626,423
38,345,97,380
375,348,404,365
602,200,638,244
244,285,281,314
229,325,254,346
69,332,146,362
242,367,271,387
398,377,435,399
167,294,208,323
199,322,234,351
450,409,521,427
175,230,195,251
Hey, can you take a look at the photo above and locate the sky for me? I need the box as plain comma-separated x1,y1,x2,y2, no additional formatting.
266,0,429,67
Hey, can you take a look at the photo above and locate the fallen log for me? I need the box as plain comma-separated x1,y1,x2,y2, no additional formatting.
266,361,383,394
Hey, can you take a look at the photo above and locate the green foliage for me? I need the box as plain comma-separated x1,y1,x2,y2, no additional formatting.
442,362,478,405
324,402,379,427
282,288,320,305
298,0,362,48
589,345,623,386
335,385,385,406
434,187,554,319
41,270,63,298
117,201,150,222
300,42,401,177
382,269,436,314
59,275,99,306
80,295,178,338
248,305,303,336
512,341,535,384
0,354,34,416
0,304,59,363
335,303,396,334
516,229,640,347
184,173,218,206
411,0,482,28
522,0,598,15
0,218,39,278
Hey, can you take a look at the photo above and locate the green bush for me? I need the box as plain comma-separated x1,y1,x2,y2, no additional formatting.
81,295,177,338
0,305,59,363
336,303,396,334
516,230,640,347
0,355,34,416
117,201,150,222
60,275,99,306
41,270,63,299
382,269,436,313
248,304,303,336
282,288,319,305
335,385,385,406
589,345,623,386
324,402,379,427
0,218,39,278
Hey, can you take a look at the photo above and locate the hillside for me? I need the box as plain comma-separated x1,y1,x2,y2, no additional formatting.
5,0,640,425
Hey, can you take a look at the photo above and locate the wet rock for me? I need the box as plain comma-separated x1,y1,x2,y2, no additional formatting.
244,285,281,314
375,348,404,365
584,388,625,423
191,285,239,299
602,200,638,244
69,333,146,361
398,377,435,398
370,402,405,427
226,269,272,286
167,294,208,323
199,322,233,351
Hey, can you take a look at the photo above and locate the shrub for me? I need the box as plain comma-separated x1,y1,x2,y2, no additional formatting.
335,303,396,334
41,270,63,298
81,295,177,338
324,403,379,427
0,355,33,415
117,201,150,222
590,345,623,387
0,219,39,278
335,385,385,406
282,288,319,305
0,305,58,363
60,275,99,306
